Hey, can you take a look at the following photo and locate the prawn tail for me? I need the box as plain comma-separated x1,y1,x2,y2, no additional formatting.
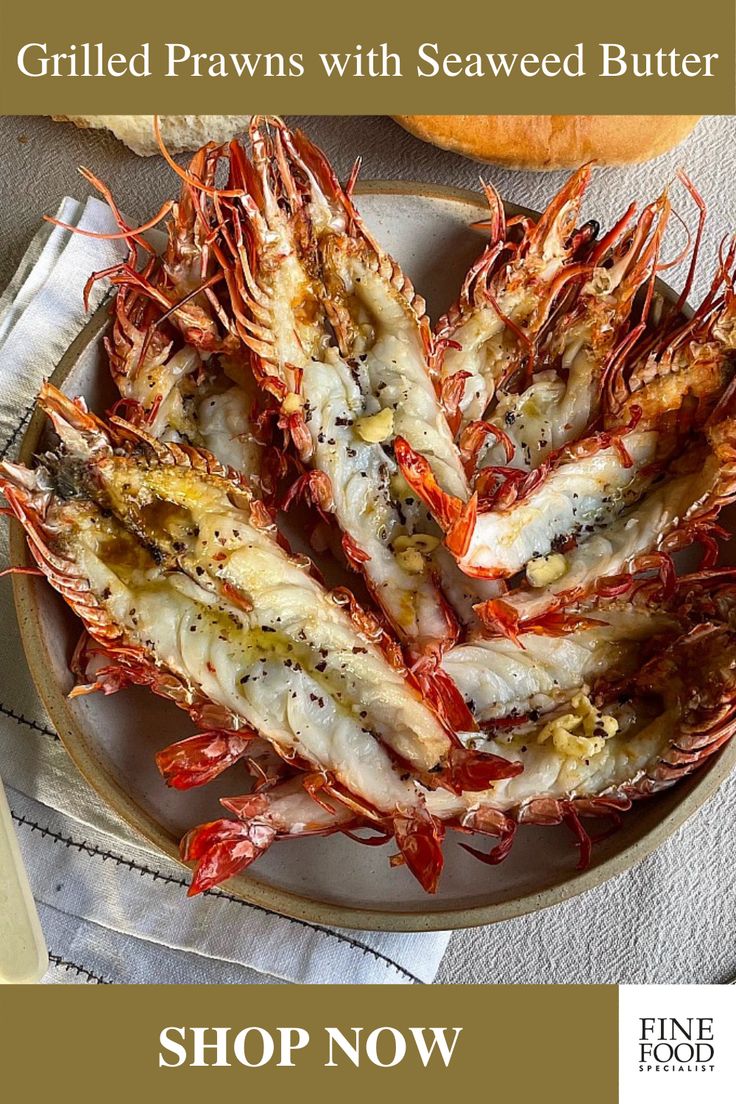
391,809,445,894
181,817,277,896
156,730,256,789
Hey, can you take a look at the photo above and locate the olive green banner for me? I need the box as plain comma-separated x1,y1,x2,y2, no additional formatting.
0,0,734,114
1,984,617,1102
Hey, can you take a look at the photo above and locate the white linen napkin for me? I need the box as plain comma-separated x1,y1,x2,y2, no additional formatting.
0,197,450,985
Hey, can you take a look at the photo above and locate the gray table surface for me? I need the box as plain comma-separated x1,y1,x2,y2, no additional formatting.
1,113,735,984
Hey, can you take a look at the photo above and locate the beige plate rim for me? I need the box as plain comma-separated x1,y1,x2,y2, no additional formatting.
11,180,736,932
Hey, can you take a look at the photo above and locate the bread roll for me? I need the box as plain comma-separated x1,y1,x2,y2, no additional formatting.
394,115,700,170
52,115,251,156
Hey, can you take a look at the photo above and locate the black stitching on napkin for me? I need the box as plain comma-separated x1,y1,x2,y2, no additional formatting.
48,952,112,984
0,701,58,740
0,398,36,461
12,812,423,983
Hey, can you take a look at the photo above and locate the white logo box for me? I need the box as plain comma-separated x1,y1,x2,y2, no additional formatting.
619,984,736,1103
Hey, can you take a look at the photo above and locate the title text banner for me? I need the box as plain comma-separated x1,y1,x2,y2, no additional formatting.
1,0,734,114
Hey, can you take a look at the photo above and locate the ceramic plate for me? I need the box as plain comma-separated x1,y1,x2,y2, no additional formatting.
11,183,736,931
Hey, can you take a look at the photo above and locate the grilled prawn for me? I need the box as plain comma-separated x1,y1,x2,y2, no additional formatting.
106,281,267,482
399,267,736,632
470,193,670,475
210,117,477,660
441,570,734,725
435,168,594,435
98,149,275,498
474,279,736,634
2,384,519,892
3,447,443,884
441,600,679,726
435,611,736,866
